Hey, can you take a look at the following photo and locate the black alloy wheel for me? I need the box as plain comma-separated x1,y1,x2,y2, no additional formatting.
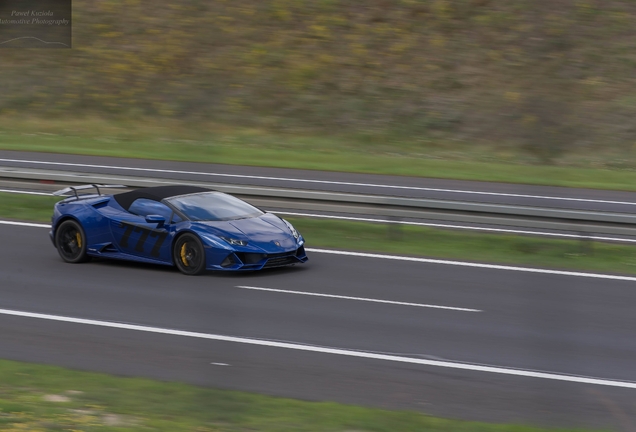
55,220,90,263
173,233,206,275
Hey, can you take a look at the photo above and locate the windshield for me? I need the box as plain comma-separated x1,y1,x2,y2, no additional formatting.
166,192,264,221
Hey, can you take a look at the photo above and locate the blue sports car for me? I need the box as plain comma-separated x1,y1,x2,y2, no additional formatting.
50,184,308,275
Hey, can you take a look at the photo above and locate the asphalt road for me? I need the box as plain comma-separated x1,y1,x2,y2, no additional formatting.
1,223,636,430
3,150,636,213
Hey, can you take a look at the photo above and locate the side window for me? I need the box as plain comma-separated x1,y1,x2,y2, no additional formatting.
128,198,172,221
171,212,183,224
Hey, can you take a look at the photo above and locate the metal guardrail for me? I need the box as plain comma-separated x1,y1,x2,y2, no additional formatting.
2,166,636,238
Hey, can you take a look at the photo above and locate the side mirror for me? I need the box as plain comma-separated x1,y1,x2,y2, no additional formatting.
145,214,166,228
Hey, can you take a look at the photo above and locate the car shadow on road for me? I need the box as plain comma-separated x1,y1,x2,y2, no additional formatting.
89,257,309,278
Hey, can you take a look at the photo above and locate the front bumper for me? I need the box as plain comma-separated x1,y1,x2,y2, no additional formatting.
209,245,308,271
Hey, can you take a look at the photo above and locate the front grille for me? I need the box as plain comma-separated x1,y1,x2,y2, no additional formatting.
236,252,267,265
231,247,304,269
263,255,297,268
268,251,294,259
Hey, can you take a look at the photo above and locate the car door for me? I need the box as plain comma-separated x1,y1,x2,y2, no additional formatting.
110,198,174,262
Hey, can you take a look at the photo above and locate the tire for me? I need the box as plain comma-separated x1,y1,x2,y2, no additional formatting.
55,219,90,263
173,233,206,275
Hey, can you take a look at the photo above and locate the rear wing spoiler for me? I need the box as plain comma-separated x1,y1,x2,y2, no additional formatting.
53,184,128,199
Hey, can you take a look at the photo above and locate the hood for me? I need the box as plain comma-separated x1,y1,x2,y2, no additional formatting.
197,213,297,251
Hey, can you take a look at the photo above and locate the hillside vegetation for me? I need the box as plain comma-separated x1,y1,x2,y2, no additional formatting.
3,0,636,165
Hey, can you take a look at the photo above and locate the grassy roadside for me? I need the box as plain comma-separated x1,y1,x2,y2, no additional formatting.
0,192,59,222
4,118,636,191
4,192,636,276
0,358,590,432
291,218,636,275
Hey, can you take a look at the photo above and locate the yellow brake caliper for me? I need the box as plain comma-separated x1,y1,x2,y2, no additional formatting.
76,232,82,248
180,243,189,266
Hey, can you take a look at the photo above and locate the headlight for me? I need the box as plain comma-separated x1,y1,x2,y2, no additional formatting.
282,219,299,239
220,236,248,246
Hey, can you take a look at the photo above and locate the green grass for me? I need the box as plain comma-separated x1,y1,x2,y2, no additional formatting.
4,117,636,191
0,358,592,431
0,192,59,222
4,192,636,276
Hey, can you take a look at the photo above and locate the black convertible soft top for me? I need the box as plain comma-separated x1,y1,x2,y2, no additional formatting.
114,185,211,211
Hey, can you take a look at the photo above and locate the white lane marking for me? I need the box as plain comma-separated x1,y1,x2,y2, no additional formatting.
210,362,230,366
0,220,49,228
0,189,53,196
273,211,636,243
0,307,634,389
235,285,480,312
2,219,635,282
306,248,636,282
2,158,636,206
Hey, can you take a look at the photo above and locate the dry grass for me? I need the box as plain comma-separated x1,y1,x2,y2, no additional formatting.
2,1,636,164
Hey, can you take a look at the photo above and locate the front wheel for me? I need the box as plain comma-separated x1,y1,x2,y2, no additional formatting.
173,233,206,275
55,220,90,263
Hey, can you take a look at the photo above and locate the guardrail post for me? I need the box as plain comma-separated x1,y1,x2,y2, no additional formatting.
388,216,402,241
579,231,593,256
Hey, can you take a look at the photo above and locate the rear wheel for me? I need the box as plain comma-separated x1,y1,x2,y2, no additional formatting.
173,233,206,275
55,220,90,263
